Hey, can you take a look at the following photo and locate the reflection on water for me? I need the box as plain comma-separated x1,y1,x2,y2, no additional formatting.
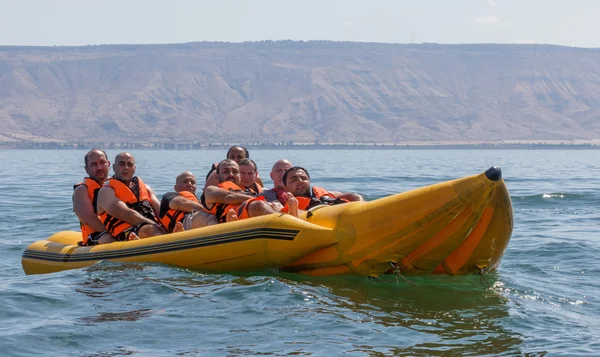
84,262,150,273
80,347,139,357
74,263,152,298
120,270,532,356
79,308,153,324
75,278,113,298
283,274,528,356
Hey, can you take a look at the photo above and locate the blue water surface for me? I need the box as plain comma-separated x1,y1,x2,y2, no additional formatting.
0,149,598,356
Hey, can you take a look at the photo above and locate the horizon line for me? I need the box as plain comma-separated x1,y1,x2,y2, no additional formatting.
0,40,597,50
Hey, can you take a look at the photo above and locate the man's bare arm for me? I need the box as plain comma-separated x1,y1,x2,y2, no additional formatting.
98,187,157,226
203,171,220,189
170,195,206,212
338,192,364,202
73,186,106,232
204,186,254,205
146,184,161,216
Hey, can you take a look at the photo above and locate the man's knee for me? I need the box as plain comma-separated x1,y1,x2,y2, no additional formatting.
138,223,166,238
191,211,218,228
247,200,277,216
348,193,363,201
97,233,115,244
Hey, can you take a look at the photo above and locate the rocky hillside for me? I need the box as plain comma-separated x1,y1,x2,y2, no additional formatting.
1,41,600,144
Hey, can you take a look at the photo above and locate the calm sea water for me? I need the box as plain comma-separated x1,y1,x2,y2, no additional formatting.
0,149,598,356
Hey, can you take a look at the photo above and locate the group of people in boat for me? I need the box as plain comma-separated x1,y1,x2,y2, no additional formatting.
73,146,364,245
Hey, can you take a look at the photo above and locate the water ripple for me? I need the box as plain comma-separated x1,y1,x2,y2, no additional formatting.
1,149,599,356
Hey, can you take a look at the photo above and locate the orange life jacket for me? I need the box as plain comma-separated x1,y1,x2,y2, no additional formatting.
207,181,257,223
159,191,200,232
99,176,159,237
294,187,348,211
73,177,102,244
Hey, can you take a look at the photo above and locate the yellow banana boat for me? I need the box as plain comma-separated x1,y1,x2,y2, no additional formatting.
22,214,339,275
22,166,512,277
282,166,513,276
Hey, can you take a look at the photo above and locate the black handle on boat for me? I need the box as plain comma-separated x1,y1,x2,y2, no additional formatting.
485,166,502,181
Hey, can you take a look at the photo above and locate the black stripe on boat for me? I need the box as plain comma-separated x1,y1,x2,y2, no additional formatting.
22,228,300,263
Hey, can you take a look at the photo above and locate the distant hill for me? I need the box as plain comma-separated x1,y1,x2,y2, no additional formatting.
1,41,600,145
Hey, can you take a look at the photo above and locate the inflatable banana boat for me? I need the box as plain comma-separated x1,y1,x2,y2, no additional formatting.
22,166,513,277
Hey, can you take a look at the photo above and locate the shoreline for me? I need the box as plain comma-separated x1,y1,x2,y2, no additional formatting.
1,140,599,150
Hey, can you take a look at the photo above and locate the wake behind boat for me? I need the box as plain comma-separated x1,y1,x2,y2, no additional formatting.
22,166,513,277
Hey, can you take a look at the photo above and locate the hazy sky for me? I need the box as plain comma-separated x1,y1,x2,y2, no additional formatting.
1,0,598,47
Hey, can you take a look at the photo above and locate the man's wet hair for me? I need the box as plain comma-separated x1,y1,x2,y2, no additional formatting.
282,166,310,186
238,158,258,172
216,159,238,174
226,145,249,159
84,148,108,166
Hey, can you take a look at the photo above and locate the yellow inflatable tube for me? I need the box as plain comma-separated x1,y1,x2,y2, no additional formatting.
281,166,513,276
22,213,338,275
22,166,513,277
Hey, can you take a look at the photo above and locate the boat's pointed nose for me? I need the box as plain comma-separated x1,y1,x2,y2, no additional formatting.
485,166,502,181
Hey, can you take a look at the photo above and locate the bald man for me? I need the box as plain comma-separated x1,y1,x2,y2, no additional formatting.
260,159,294,206
159,171,218,232
97,152,166,241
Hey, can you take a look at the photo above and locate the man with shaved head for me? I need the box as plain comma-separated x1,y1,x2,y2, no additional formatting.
97,152,166,240
260,159,294,206
73,148,115,245
159,171,218,232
